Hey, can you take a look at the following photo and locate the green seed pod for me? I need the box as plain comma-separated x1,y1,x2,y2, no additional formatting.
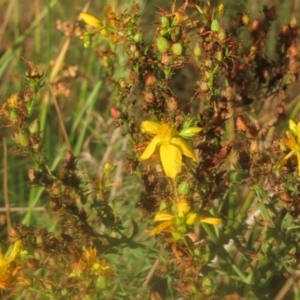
133,32,143,43
18,131,30,147
178,181,190,195
191,285,198,295
29,119,40,134
9,109,19,122
211,19,220,32
161,16,170,28
193,43,202,57
156,36,170,53
171,42,183,56
215,50,223,62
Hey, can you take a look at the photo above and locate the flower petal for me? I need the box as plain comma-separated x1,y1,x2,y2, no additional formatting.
141,121,162,135
154,212,174,222
285,131,300,152
186,212,198,225
297,122,300,144
276,151,295,170
171,137,196,161
160,143,182,178
139,136,160,161
196,215,222,225
149,220,174,235
80,12,102,28
297,152,300,177
289,119,297,135
176,198,191,217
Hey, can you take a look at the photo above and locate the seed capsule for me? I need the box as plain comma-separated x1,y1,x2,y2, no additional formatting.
17,131,30,147
171,42,183,56
29,119,40,134
144,71,155,86
156,36,170,53
236,115,248,131
133,32,143,43
167,97,178,111
110,106,119,119
161,16,170,28
211,19,220,32
193,43,202,57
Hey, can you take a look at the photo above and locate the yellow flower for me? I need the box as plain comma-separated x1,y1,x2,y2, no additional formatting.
150,196,222,238
80,12,102,28
139,121,201,178
69,246,115,278
0,240,22,289
277,119,300,176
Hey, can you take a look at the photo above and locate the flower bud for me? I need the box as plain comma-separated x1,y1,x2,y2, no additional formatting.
242,13,250,26
179,126,202,138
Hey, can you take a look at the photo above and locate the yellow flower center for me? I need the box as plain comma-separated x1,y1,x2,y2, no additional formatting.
157,124,178,143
